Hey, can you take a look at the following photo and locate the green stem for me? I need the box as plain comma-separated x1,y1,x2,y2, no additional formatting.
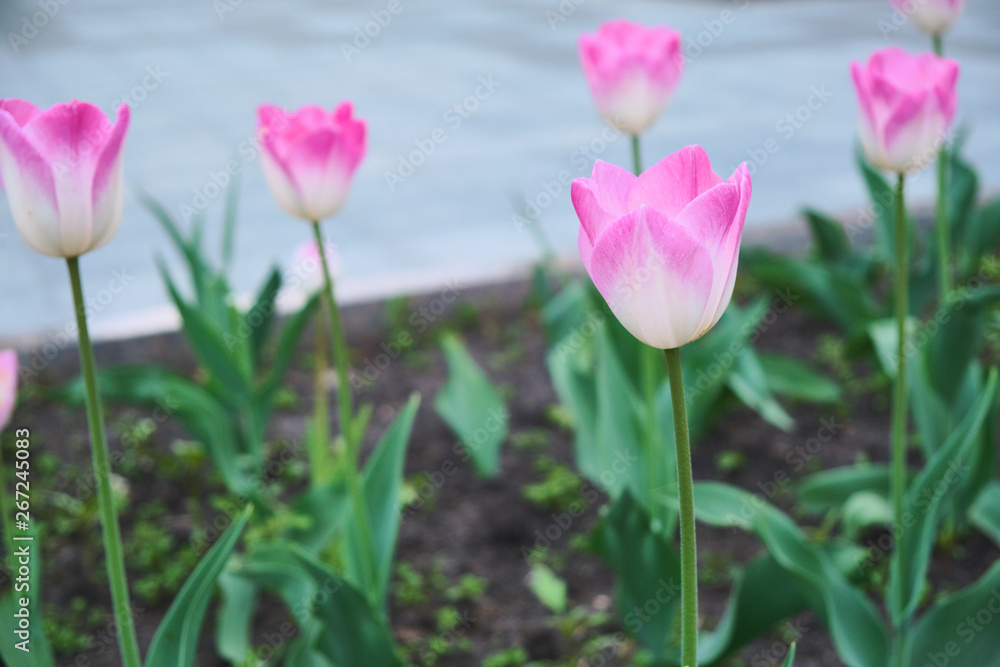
935,130,950,302
932,32,943,57
67,257,142,667
665,347,697,667
891,174,909,660
310,302,330,488
310,223,378,600
631,133,642,176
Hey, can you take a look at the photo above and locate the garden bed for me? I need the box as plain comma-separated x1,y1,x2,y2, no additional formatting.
10,273,999,667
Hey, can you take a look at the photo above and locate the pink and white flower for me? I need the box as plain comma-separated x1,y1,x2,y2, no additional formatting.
579,20,684,135
889,0,965,36
0,100,130,258
572,146,751,349
0,350,17,433
292,240,341,293
851,48,959,174
257,102,366,222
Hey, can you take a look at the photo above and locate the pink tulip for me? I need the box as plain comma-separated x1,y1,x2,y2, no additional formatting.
0,350,17,433
889,0,965,35
0,100,130,258
579,20,683,135
257,102,366,222
572,146,751,349
851,48,959,174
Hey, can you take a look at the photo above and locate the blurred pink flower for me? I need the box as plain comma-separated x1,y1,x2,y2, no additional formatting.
851,47,959,174
889,0,965,35
579,20,683,135
258,102,366,222
572,146,751,349
0,100,130,258
0,350,17,433
293,240,341,292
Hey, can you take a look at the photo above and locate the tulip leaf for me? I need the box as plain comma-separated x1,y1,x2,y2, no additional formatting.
889,369,998,626
246,266,282,370
434,332,508,477
686,482,890,667
797,464,890,514
237,544,405,667
758,353,841,404
356,394,420,607
256,292,321,410
528,563,568,614
904,560,1000,667
590,490,681,657
782,643,798,667
215,570,259,665
803,207,851,262
145,507,252,667
55,365,250,494
969,481,1000,548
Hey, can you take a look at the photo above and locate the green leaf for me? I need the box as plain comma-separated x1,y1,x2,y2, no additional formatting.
797,465,890,514
969,481,1000,548
257,292,321,409
590,491,681,657
528,563,567,614
804,208,851,262
889,369,999,626
689,482,890,667
357,394,420,607
434,333,508,477
904,560,1000,667
0,519,55,667
221,173,240,271
856,146,900,264
238,544,405,667
842,491,894,541
55,365,250,494
247,267,282,371
215,570,258,664
782,642,797,667
161,265,253,402
140,189,206,298
145,507,252,667
727,349,793,432
289,480,350,554
698,555,810,664
759,353,841,404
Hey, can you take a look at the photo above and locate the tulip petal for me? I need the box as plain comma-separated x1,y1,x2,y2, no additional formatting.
0,99,40,189
0,349,16,433
0,110,61,256
89,104,129,253
571,160,636,266
587,206,714,349
627,145,723,219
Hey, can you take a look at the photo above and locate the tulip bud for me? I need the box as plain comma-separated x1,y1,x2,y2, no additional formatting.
0,349,17,433
851,48,959,174
292,239,341,293
889,0,965,36
579,20,684,135
572,146,751,349
0,100,130,258
257,102,366,222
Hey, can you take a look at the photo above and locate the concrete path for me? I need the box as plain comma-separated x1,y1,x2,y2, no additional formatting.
1,0,998,343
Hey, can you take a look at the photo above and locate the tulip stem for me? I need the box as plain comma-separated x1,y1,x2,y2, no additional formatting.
932,32,943,57
310,302,331,488
631,134,642,175
665,347,698,667
890,173,909,658
67,257,142,667
310,222,378,601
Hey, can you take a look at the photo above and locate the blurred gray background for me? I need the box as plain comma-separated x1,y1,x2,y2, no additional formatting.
1,0,998,343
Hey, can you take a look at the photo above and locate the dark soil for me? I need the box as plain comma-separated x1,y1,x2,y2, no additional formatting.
3,275,998,667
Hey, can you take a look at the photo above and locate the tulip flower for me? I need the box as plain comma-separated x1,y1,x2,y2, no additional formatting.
257,102,366,222
293,239,341,294
0,100,130,258
259,100,378,594
850,48,959,175
0,98,140,666
579,20,684,136
890,0,964,37
0,349,17,433
573,145,751,350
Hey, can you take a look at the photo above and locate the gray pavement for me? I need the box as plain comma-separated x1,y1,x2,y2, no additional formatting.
0,0,998,343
